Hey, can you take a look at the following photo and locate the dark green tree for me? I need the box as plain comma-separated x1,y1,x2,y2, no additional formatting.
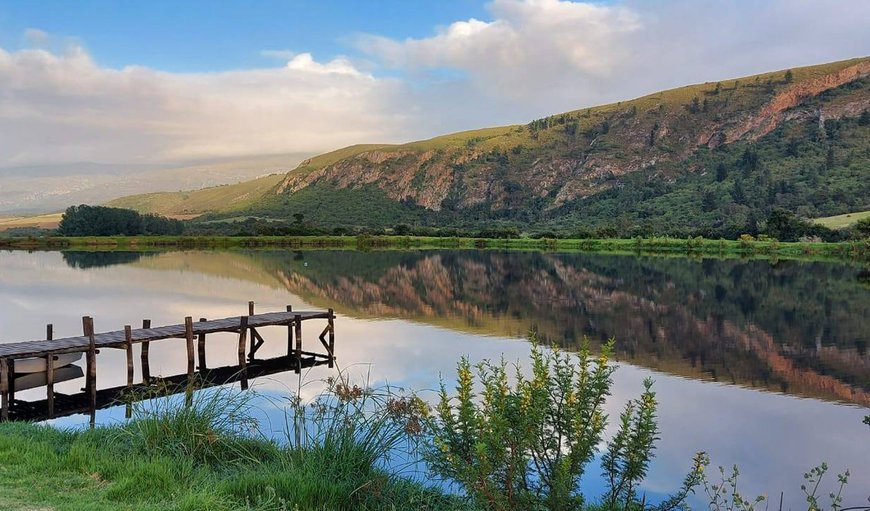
784,69,793,83
715,162,728,182
745,211,759,235
701,190,718,212
57,205,181,236
826,146,836,169
731,179,746,204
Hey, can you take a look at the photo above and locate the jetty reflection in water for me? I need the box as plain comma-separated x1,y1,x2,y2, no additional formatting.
0,249,868,507
5,352,331,423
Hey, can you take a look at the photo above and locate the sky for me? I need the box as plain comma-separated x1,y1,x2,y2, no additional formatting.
0,0,869,167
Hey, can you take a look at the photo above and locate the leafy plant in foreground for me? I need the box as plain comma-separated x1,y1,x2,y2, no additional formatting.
700,459,863,511
426,337,704,511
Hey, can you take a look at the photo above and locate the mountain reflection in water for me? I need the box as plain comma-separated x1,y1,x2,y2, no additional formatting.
103,249,868,406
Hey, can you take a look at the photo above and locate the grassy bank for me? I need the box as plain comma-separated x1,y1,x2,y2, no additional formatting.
0,386,459,511
0,353,862,511
0,235,868,262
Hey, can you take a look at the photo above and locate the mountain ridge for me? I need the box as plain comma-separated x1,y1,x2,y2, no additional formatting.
111,57,870,234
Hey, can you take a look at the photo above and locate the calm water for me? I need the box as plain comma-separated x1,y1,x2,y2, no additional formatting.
1,249,868,505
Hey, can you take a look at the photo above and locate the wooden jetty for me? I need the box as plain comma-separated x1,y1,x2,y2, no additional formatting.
0,302,336,422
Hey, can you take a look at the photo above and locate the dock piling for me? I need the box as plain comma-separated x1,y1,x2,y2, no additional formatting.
197,318,207,370
46,324,54,417
0,358,8,421
141,319,151,384
328,309,335,368
124,325,133,388
85,316,97,425
184,317,194,377
286,305,294,358
294,314,302,373
238,315,249,390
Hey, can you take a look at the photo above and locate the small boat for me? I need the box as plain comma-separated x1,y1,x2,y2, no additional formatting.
13,365,84,391
13,353,83,373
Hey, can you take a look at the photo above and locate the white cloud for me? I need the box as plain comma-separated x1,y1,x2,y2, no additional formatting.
0,42,410,165
1,0,868,167
360,0,641,98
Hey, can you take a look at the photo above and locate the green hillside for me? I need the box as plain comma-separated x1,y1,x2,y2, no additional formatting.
113,57,870,237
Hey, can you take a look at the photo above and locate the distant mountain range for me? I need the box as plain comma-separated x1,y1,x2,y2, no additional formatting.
0,154,310,215
113,57,870,235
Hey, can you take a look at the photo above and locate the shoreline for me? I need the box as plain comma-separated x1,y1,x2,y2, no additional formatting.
0,235,868,262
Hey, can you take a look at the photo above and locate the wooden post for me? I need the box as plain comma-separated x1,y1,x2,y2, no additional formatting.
286,305,294,358
82,316,93,394
197,318,207,370
6,359,14,404
294,314,302,373
46,322,54,417
184,317,194,377
123,323,132,417
124,325,133,388
46,354,55,419
0,358,8,422
141,319,151,384
238,316,249,390
328,308,335,369
85,317,97,424
247,302,255,359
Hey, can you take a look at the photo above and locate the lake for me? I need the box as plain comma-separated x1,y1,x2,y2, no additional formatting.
1,249,868,506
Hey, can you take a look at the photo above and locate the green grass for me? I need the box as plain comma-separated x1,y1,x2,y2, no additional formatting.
0,235,867,263
813,209,870,228
0,384,464,511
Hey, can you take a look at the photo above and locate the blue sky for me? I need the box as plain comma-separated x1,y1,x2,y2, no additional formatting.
0,0,868,166
0,1,489,72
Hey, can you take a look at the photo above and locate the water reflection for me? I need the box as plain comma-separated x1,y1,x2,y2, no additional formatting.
62,251,150,269
3,352,329,423
124,250,869,406
0,249,868,507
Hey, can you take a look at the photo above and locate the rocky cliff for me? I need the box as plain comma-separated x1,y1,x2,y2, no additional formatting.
274,57,870,216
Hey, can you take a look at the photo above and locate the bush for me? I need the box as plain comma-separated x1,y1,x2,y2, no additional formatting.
426,338,703,510
57,204,183,236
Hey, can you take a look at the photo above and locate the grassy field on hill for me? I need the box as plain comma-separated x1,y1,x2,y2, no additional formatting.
107,174,285,218
814,209,870,228
0,212,62,232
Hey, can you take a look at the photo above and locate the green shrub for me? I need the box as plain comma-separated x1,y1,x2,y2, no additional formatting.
426,338,703,510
